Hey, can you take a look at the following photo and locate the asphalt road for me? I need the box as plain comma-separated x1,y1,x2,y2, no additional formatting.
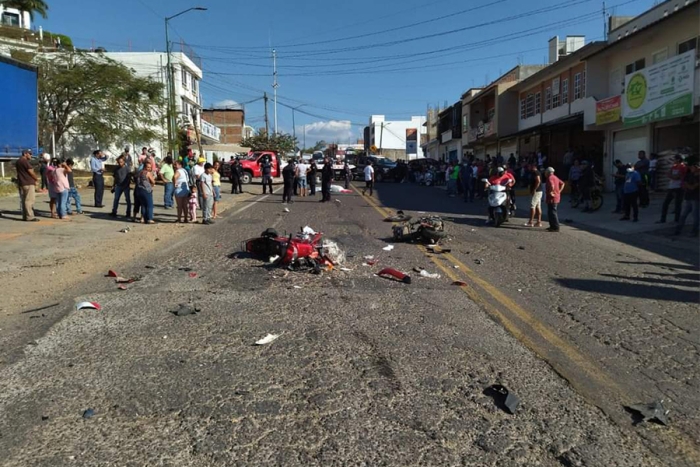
0,181,697,466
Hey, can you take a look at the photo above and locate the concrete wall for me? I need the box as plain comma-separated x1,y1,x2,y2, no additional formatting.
202,109,244,144
368,115,427,158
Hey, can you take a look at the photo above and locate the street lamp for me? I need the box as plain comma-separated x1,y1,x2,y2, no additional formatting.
165,6,207,155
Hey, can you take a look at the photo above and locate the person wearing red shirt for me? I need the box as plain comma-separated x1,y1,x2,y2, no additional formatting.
657,155,687,224
544,167,565,232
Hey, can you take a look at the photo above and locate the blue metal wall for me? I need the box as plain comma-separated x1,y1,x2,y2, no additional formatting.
0,56,38,159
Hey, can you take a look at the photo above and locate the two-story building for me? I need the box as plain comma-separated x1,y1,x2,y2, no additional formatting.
506,38,606,175
463,65,545,160
584,0,699,189
367,115,427,160
437,102,462,162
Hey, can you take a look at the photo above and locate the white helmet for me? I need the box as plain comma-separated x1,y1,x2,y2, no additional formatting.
42,153,51,162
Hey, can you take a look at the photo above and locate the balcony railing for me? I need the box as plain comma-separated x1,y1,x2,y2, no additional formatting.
200,119,221,142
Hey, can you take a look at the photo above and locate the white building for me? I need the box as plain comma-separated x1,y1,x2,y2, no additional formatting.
102,51,220,157
0,5,31,29
367,115,427,160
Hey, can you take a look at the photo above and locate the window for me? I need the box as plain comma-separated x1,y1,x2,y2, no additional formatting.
562,79,569,104
525,94,534,118
462,115,468,131
535,92,541,114
181,69,189,89
574,73,582,100
625,58,645,75
552,90,560,108
192,78,199,95
652,48,668,64
520,98,526,120
678,37,698,54
545,87,552,111
582,70,586,97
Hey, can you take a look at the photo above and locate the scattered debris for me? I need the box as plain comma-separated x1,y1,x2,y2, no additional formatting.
145,265,156,269
365,259,379,266
283,207,290,213
244,227,338,272
188,272,198,278
383,245,395,251
474,259,484,265
364,255,375,260
323,240,346,265
117,285,128,291
625,400,669,425
392,215,447,244
119,227,130,233
339,267,353,272
178,267,193,272
293,285,302,289
419,270,440,279
107,270,119,278
412,267,424,273
20,303,60,315
76,302,101,311
484,384,520,414
334,199,341,204
302,226,317,235
452,281,468,287
170,303,201,317
268,255,280,264
114,276,138,284
41,415,49,421
517,288,522,292
454,265,460,269
426,244,451,254
384,210,412,223
517,246,525,250
255,333,280,345
377,268,412,284
82,409,95,419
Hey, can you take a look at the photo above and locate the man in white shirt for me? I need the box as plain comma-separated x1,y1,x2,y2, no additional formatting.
296,160,309,197
362,160,375,196
193,157,206,211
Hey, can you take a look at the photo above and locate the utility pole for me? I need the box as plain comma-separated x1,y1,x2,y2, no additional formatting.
602,2,608,40
379,122,384,155
303,125,306,153
272,48,279,135
263,92,270,138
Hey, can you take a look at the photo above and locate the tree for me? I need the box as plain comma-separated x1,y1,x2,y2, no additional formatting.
241,130,297,155
3,0,49,20
36,52,165,152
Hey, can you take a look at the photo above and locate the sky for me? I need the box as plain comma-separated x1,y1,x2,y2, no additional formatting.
37,0,657,143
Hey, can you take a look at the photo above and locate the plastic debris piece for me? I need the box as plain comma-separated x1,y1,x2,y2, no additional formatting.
117,285,127,291
188,272,198,278
454,265,460,269
170,303,201,317
364,255,375,260
413,267,424,273
474,259,484,265
420,270,440,279
76,302,101,311
382,245,395,251
625,401,669,425
107,270,119,278
82,409,95,419
119,227,130,233
339,267,353,272
114,277,135,284
302,226,317,235
145,265,156,269
335,199,341,204
293,285,302,289
283,207,290,213
484,384,520,414
323,240,346,265
377,268,412,284
179,267,193,272
255,333,280,345
366,259,379,266
452,281,468,287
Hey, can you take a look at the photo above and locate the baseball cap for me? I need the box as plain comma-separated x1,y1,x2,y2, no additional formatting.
198,157,206,163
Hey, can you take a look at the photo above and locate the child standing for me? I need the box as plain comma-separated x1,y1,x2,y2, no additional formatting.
64,159,83,215
188,186,199,223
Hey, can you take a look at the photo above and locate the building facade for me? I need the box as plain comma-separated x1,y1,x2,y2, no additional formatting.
202,108,245,145
0,6,30,29
367,115,427,160
438,103,462,163
583,0,699,189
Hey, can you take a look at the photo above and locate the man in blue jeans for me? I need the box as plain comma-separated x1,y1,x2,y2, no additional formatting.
64,159,83,215
110,156,132,217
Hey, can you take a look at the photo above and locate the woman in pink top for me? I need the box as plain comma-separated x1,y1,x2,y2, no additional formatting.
52,160,72,219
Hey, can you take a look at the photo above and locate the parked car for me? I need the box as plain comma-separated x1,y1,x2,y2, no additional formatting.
237,151,285,184
354,155,397,182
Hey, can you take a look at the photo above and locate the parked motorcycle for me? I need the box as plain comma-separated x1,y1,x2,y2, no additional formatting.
571,174,604,211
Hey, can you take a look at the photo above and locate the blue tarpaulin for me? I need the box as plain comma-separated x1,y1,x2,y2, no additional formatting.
0,55,38,159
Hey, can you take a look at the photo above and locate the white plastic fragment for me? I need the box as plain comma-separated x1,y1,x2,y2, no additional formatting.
419,270,440,279
302,226,316,235
340,267,353,272
255,334,280,345
323,240,346,264
76,301,101,311
382,245,394,251
283,207,290,213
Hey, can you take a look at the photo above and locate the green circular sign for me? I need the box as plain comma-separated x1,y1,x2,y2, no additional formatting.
626,73,647,110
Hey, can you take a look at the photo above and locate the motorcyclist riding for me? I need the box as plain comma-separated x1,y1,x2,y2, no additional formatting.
484,167,516,224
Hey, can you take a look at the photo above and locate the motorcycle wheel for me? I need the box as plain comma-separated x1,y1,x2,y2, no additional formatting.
494,213,505,228
422,228,447,242
591,190,604,212
571,197,581,208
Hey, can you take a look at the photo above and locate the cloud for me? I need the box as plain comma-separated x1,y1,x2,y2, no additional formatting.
301,120,356,143
211,99,241,110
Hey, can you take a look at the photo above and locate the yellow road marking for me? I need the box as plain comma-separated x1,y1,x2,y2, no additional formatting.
352,184,700,463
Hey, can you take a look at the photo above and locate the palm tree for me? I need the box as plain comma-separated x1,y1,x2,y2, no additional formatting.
2,0,49,20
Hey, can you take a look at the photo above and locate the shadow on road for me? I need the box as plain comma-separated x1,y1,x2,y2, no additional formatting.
555,277,700,303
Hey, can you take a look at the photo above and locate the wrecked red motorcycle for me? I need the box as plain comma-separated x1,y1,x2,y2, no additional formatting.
243,228,338,272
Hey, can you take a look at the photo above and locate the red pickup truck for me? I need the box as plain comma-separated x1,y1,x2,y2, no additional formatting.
237,151,283,184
